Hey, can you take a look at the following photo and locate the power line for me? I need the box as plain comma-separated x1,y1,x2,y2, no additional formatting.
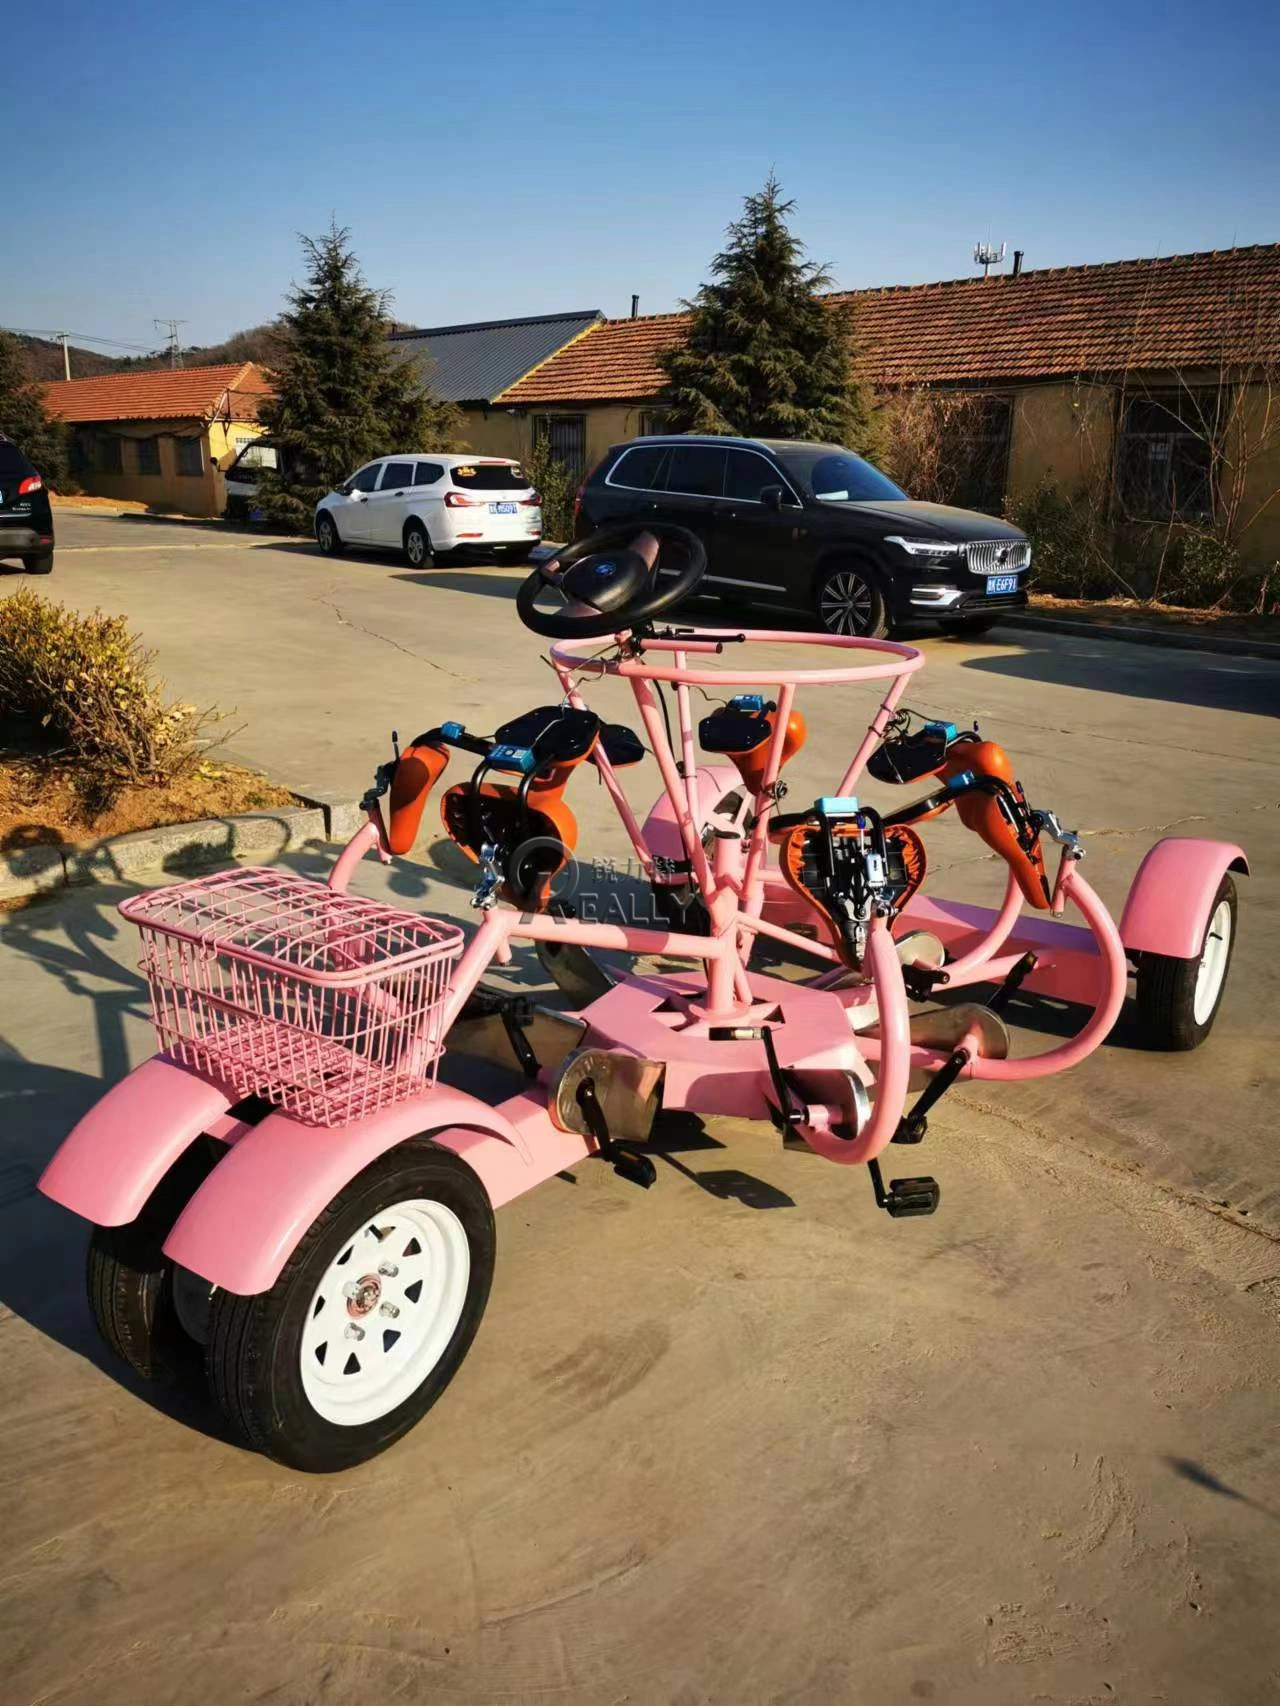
1,325,158,352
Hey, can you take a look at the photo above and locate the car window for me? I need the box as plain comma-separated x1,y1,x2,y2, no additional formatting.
414,461,444,486
665,445,727,498
781,450,906,504
0,440,32,478
232,443,278,474
380,461,416,489
449,462,529,491
724,449,786,502
349,463,382,493
609,444,669,491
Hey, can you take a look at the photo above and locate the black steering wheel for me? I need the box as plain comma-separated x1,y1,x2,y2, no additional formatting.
516,523,707,639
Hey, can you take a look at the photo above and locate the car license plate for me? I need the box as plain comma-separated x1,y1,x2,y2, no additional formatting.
490,502,517,515
986,573,1019,596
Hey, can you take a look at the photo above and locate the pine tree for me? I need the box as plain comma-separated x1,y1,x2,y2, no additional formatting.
256,224,462,529
658,177,878,452
0,332,68,487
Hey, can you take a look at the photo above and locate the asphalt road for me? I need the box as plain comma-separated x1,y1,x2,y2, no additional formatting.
2,512,1279,1704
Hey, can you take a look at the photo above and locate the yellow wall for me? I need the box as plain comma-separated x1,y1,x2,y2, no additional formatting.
1007,381,1115,497
457,408,528,461
74,418,266,517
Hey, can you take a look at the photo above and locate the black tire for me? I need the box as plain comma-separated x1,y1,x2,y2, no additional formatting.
403,520,434,569
1134,875,1237,1051
206,1139,494,1472
814,560,888,638
650,882,711,936
23,552,53,575
86,1139,220,1382
948,614,1001,638
315,512,343,556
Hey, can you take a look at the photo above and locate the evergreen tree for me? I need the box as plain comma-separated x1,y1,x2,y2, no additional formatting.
256,224,462,528
0,332,68,486
658,177,878,451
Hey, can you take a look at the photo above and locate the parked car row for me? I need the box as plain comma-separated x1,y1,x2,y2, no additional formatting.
0,435,55,575
283,432,1032,640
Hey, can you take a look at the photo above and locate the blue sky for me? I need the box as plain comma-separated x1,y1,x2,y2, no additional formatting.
7,0,1278,352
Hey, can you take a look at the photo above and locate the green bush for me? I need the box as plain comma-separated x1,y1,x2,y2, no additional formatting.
0,589,211,783
524,437,577,543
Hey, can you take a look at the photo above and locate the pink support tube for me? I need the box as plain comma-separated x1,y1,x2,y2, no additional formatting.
938,868,1023,982
839,674,910,795
795,917,910,1164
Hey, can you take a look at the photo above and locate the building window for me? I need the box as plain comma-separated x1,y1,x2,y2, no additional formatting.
639,409,670,438
533,413,587,478
1118,390,1221,522
135,436,162,476
100,433,124,475
175,436,203,477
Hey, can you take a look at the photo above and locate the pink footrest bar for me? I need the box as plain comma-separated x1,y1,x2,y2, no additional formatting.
120,867,464,1126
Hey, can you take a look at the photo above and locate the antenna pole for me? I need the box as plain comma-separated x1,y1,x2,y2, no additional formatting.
55,332,71,380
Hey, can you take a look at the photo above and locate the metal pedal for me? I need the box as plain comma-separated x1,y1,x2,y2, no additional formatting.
868,1157,940,1218
572,1074,657,1189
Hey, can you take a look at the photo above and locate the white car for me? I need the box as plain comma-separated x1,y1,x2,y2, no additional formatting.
314,454,542,567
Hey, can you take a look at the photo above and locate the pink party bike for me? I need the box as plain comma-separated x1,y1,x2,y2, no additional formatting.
40,525,1247,1471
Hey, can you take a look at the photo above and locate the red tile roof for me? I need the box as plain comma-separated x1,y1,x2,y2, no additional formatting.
496,245,1280,403
43,362,273,424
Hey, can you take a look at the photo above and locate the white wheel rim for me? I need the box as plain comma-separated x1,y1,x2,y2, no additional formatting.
1192,897,1232,1026
300,1198,470,1426
820,570,874,635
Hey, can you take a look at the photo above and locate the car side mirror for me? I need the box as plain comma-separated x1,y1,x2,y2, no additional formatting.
760,485,785,512
338,482,353,497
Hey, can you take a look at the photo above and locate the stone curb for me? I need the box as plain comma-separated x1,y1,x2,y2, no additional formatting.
0,807,328,903
1000,611,1280,662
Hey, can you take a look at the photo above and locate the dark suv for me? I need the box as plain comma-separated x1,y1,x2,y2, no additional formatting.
574,436,1029,637
0,435,55,575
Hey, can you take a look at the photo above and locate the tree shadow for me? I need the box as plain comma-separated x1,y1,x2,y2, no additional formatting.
961,628,1277,718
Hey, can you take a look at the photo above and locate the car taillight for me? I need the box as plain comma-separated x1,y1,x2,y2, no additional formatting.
18,474,42,495
444,491,485,508
519,491,542,506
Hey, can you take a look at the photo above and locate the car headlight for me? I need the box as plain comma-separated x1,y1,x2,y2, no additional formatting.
885,535,964,559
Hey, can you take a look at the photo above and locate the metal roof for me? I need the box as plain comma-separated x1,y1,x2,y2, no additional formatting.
388,310,603,404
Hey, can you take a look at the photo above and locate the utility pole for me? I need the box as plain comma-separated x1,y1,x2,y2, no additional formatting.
154,318,187,368
55,332,71,379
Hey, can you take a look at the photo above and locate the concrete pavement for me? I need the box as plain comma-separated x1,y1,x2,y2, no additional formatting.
2,514,1279,1703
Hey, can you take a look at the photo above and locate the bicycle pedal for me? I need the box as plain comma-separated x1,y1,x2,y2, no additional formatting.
612,1146,657,1189
883,1175,940,1218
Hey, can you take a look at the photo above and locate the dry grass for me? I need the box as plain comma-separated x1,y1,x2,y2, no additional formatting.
0,751,297,851
1030,594,1280,643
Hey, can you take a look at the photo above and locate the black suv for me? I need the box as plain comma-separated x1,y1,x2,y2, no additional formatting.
0,435,55,575
574,436,1029,637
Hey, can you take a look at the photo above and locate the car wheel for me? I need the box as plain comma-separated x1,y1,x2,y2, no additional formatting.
315,513,343,556
23,552,53,575
1134,876,1237,1051
949,614,1001,639
404,521,434,569
815,562,888,638
205,1139,494,1472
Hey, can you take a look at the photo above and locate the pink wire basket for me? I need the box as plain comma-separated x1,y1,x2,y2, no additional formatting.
120,868,465,1127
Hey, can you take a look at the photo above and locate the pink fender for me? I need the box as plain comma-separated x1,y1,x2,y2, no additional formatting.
38,1055,233,1227
640,763,742,870
163,1085,538,1296
1120,837,1248,959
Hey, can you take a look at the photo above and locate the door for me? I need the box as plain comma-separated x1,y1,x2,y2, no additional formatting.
655,444,728,587
365,459,418,548
716,448,805,605
333,461,383,543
